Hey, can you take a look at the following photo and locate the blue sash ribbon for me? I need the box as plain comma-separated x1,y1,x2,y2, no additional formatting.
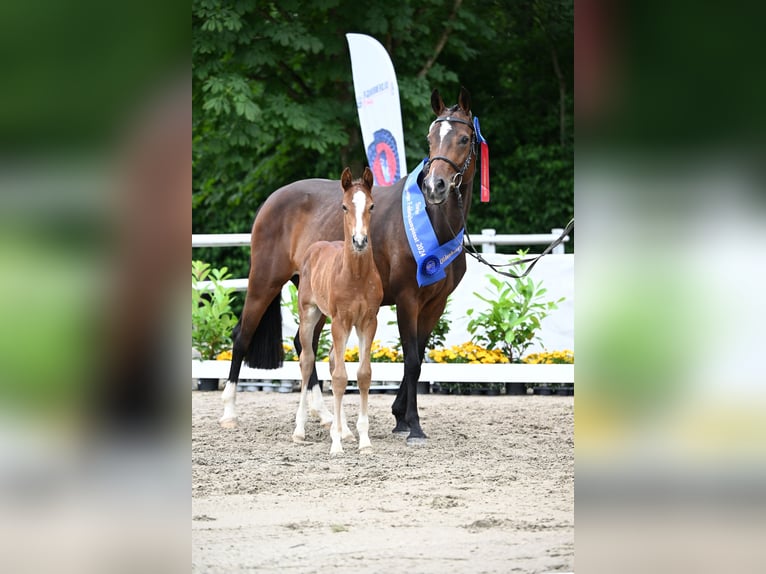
402,159,465,287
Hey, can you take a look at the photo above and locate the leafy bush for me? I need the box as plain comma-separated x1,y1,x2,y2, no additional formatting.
466,256,564,362
192,260,238,360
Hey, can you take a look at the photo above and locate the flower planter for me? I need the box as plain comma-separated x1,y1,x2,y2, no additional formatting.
534,386,553,396
417,381,430,394
504,382,527,395
191,361,574,390
197,378,219,391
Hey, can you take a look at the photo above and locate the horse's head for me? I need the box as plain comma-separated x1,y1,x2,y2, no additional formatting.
340,166,375,252
423,86,475,205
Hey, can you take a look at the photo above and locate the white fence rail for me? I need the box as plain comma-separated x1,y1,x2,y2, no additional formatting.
192,228,569,252
192,228,570,292
193,360,574,384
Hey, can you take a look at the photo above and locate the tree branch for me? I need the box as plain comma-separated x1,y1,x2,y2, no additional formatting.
417,0,463,79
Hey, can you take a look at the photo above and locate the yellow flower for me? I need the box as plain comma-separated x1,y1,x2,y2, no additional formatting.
216,350,232,361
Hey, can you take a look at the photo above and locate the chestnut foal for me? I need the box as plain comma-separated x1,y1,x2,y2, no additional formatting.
292,167,383,454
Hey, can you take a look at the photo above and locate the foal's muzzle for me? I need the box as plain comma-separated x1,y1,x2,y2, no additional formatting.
352,235,369,251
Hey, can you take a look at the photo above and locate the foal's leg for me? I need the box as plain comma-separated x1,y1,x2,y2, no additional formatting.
293,305,322,442
329,321,351,455
292,275,327,401
356,316,377,451
303,315,333,427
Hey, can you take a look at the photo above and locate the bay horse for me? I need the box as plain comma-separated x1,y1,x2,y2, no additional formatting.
292,167,382,454
221,87,477,445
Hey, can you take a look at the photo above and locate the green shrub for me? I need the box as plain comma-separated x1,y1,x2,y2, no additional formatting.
467,254,564,362
192,260,238,360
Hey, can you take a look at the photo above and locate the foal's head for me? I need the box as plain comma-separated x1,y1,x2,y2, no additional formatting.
340,166,375,252
422,86,475,205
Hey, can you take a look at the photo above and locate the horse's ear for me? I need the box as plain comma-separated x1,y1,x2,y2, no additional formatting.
362,166,374,190
431,89,445,115
341,167,353,190
458,86,471,114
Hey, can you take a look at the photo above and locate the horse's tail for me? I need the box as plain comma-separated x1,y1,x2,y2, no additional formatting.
243,293,284,369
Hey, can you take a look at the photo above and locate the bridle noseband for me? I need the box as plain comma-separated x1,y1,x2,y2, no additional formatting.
424,115,476,190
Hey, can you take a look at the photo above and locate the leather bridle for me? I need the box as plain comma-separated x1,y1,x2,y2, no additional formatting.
423,115,476,190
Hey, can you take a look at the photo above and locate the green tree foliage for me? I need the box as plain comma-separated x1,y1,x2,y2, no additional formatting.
193,0,573,276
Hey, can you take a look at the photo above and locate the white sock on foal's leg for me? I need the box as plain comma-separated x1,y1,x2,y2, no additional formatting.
309,385,334,427
357,413,371,450
340,404,355,441
292,386,310,442
219,381,238,428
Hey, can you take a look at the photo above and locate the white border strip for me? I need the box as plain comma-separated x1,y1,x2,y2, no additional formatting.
192,360,574,384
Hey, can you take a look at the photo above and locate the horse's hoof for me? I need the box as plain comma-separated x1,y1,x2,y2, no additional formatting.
320,417,334,429
292,433,305,443
330,446,344,456
392,422,410,436
359,440,372,451
406,436,428,447
219,416,237,429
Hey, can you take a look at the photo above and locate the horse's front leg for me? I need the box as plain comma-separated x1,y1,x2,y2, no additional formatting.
392,300,426,442
356,316,376,451
329,321,351,455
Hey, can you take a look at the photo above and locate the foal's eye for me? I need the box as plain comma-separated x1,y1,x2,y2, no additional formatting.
460,135,470,145
369,204,375,212
342,205,348,212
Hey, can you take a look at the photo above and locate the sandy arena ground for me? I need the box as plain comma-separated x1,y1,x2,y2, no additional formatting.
192,389,574,573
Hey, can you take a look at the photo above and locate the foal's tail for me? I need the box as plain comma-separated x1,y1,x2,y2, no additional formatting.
239,293,284,369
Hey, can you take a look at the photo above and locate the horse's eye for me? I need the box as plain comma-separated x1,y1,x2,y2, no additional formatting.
342,205,348,212
369,204,375,212
460,135,470,145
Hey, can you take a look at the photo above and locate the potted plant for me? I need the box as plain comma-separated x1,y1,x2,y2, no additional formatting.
466,252,564,395
192,260,238,390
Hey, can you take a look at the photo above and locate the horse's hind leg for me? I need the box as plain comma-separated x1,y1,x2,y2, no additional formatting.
293,305,322,442
291,276,333,427
297,317,333,427
220,286,283,428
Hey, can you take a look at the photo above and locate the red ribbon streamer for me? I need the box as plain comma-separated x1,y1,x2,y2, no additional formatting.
480,140,490,202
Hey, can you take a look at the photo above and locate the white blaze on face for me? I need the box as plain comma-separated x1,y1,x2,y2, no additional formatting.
424,120,452,193
439,120,452,143
352,190,367,244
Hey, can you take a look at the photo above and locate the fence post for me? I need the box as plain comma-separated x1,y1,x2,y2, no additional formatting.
481,228,496,254
551,228,565,254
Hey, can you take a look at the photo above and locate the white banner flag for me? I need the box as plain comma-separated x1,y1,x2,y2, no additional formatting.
346,33,407,186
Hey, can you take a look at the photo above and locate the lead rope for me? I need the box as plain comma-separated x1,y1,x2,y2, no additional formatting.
449,178,574,280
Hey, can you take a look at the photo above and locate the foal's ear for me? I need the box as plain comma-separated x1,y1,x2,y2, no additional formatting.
362,166,374,190
458,86,471,114
431,89,445,116
341,166,353,190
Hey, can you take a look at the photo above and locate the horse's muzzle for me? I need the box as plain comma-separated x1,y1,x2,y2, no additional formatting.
423,177,449,205
352,235,369,251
